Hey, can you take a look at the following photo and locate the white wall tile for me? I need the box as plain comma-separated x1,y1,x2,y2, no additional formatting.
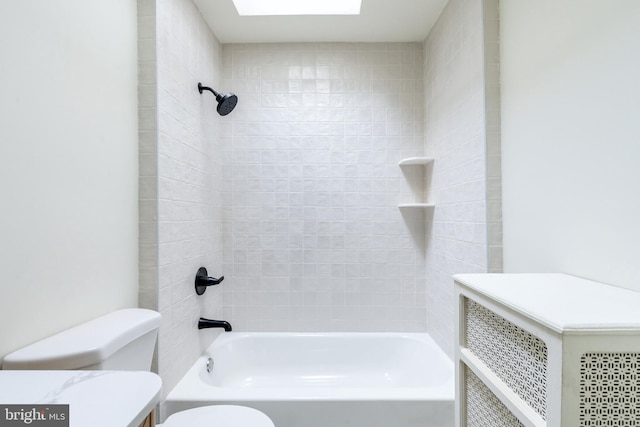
141,0,502,389
143,0,225,398
423,0,502,358
221,42,426,332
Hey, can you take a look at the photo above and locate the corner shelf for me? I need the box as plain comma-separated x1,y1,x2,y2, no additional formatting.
398,157,434,166
398,157,435,209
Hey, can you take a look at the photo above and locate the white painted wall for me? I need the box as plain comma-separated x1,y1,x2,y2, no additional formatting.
501,1,640,291
0,0,139,361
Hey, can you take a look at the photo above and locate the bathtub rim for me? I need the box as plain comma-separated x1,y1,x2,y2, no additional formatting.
165,332,454,404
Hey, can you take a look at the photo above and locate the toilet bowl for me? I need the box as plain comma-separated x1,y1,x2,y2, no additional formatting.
3,309,275,427
159,405,274,427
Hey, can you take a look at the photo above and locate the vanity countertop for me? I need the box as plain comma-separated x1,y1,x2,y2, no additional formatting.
0,370,161,427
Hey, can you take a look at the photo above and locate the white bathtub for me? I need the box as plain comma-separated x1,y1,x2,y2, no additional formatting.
164,333,454,427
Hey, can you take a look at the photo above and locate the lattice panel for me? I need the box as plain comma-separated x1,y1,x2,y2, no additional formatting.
466,366,525,427
580,353,640,426
465,297,548,419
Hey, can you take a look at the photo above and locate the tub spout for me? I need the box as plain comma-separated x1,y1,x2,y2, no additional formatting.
198,318,232,331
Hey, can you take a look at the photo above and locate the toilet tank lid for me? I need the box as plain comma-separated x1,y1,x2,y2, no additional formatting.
2,309,161,370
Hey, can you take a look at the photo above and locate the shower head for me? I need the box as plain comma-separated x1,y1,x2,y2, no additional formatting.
198,83,238,116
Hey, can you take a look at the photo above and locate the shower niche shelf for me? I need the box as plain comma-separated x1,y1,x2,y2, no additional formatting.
454,273,640,427
398,157,434,210
398,157,434,166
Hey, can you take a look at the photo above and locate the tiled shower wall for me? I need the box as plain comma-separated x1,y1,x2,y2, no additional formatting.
138,0,159,317
138,0,225,396
423,0,502,358
138,0,501,389
219,43,428,332
484,0,503,275
156,0,225,394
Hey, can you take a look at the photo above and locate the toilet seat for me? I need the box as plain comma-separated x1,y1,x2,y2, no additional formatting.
161,405,274,427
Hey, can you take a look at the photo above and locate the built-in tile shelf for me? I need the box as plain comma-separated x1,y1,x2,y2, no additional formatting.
398,157,435,209
398,157,434,166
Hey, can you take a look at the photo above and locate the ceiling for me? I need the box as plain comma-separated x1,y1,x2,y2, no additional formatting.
192,0,449,44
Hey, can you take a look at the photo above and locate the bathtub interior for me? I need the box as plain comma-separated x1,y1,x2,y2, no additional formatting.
203,333,453,388
163,333,455,427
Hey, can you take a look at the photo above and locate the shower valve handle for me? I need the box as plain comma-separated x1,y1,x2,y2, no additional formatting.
195,267,224,295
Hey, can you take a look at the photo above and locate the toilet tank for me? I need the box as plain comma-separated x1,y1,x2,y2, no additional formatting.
2,309,161,371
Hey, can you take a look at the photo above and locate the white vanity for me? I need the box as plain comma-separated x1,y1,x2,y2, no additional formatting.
454,273,640,427
0,370,161,427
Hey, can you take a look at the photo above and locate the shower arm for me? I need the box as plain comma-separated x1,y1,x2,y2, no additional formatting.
197,83,219,98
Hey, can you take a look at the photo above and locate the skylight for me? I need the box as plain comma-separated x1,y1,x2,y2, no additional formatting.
232,0,362,16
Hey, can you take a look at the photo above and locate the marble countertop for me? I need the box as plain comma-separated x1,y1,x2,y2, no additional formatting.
0,370,162,427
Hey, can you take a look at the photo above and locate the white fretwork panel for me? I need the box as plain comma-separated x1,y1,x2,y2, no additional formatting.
580,353,640,426
465,298,548,419
466,366,525,427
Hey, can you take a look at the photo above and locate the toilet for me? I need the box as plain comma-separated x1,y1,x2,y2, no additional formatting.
3,309,274,427
160,405,274,427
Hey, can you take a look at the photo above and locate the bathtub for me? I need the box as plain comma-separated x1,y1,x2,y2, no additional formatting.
164,333,454,427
